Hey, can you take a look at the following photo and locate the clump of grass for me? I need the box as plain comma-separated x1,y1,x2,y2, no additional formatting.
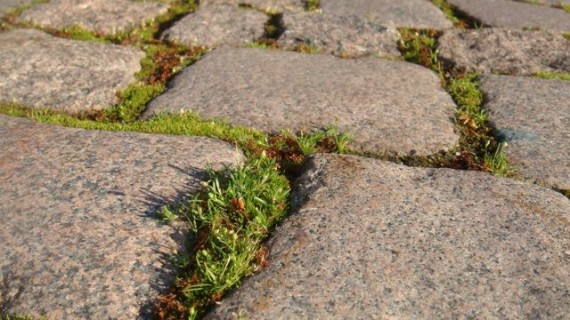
156,155,289,319
151,125,350,320
305,0,320,11
533,71,570,81
397,30,514,177
430,0,464,27
560,4,570,13
563,33,570,40
397,28,442,73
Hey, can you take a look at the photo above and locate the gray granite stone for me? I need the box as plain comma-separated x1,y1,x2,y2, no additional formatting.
480,75,570,190
0,0,30,17
19,0,169,34
320,0,453,29
278,12,400,58
438,28,570,75
0,29,144,113
161,5,267,48
0,115,245,319
514,0,570,6
207,153,570,319
143,48,459,156
448,0,570,32
199,0,305,12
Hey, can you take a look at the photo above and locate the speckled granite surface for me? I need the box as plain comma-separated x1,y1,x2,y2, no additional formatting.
19,0,169,35
0,29,144,113
480,75,570,190
143,48,459,156
0,115,245,319
161,5,267,48
207,154,570,319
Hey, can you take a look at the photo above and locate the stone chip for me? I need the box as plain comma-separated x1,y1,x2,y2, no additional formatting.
206,153,570,319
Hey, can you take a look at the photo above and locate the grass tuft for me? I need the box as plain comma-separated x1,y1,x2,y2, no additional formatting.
156,155,289,319
397,29,515,177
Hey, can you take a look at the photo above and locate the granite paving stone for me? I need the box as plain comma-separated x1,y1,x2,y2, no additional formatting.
18,0,169,35
0,115,245,319
438,28,570,75
320,0,453,29
0,29,144,113
143,47,459,155
480,75,570,190
514,0,570,5
0,0,30,17
199,0,305,12
278,12,401,58
447,0,570,32
161,5,267,48
206,153,570,319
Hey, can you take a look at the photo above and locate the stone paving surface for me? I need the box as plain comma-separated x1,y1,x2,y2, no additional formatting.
161,5,267,48
0,28,144,113
0,0,29,17
439,28,570,75
200,0,305,12
19,0,169,35
278,12,401,58
0,115,244,319
448,0,570,32
207,153,570,319
320,0,453,29
514,0,570,5
1,0,570,318
144,47,459,155
480,75,570,190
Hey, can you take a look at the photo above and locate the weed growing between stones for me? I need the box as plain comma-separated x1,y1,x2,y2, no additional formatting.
153,126,348,319
305,0,321,11
397,29,515,177
430,0,484,29
533,71,570,81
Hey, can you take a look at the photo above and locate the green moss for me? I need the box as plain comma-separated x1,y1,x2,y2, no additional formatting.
305,0,320,11
533,71,570,81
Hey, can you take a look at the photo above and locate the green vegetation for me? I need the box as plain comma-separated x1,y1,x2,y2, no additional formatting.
398,29,515,177
561,4,570,13
0,102,350,319
156,156,289,319
430,0,463,27
305,0,320,11
563,33,570,40
534,71,570,81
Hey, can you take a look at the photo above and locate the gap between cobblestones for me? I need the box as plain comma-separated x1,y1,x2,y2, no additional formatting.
1,0,569,319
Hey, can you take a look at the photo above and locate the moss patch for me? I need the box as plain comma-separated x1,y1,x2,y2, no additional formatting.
534,71,570,81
